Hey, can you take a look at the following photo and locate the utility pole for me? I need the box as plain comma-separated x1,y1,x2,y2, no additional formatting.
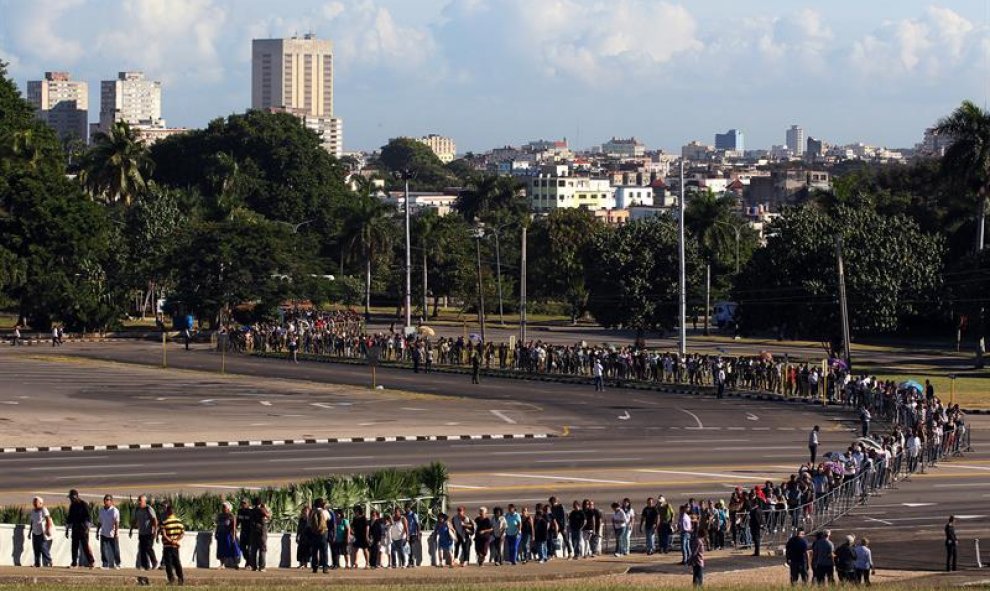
474,226,487,344
403,177,412,333
520,226,527,345
494,229,504,326
836,236,852,370
678,160,687,356
704,263,710,336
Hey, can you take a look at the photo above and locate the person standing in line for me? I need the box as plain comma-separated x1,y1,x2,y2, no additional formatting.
860,407,872,438
215,502,241,569
309,498,330,573
130,495,158,571
611,502,629,557
659,496,675,554
451,506,473,567
716,365,726,400
473,507,493,567
405,502,422,568
98,494,121,569
620,498,635,557
854,538,874,585
748,497,764,557
159,504,185,586
332,508,351,569
945,515,958,572
236,498,253,570
350,506,370,570
248,497,271,572
809,426,820,465
679,504,693,565
503,503,522,564
471,348,481,384
588,500,603,557
785,527,810,585
593,358,604,391
29,497,54,568
389,508,409,568
835,534,857,583
65,489,94,568
549,497,568,559
11,324,21,346
368,510,384,569
688,526,707,587
295,506,311,569
490,506,506,565
568,501,586,560
641,497,660,556
811,530,836,585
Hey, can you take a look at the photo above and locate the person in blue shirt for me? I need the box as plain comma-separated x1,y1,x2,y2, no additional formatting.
503,504,522,565
404,503,421,567
436,513,454,567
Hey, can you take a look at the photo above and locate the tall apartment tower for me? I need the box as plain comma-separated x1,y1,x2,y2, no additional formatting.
27,72,89,143
91,71,164,138
251,34,343,157
786,125,805,156
714,129,744,152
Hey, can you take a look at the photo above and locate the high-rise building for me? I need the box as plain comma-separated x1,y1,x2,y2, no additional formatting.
806,137,825,161
27,72,88,144
251,34,343,157
786,125,805,156
417,134,457,163
714,129,744,152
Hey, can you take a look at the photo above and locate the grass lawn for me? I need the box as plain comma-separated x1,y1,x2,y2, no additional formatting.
869,371,990,408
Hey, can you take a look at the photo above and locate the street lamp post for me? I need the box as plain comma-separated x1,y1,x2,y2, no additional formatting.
403,176,412,333
715,220,745,274
678,160,686,356
520,225,527,345
473,224,487,344
492,229,505,326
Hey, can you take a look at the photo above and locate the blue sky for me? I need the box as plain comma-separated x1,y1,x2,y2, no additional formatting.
2,0,989,153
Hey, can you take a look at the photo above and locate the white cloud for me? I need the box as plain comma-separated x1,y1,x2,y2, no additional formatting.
321,0,437,74
8,0,86,64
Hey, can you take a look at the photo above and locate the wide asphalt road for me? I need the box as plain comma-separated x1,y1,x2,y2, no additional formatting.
0,341,985,572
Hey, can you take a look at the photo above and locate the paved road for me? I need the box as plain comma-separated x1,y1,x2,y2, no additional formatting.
0,341,986,572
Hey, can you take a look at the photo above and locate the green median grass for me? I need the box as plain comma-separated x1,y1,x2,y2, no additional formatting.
869,372,990,409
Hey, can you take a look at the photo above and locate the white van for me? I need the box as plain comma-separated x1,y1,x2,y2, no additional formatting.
713,301,738,329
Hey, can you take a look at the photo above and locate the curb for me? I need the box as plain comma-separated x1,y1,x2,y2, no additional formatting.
0,432,553,455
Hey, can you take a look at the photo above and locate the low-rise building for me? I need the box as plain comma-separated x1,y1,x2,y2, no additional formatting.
417,134,456,163
528,170,613,212
384,191,458,217
602,137,646,158
613,185,655,208
744,169,830,207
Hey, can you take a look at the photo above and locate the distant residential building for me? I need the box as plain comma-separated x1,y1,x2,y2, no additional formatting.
416,134,456,163
745,169,830,206
251,34,343,157
715,129,744,152
384,191,458,217
91,71,164,139
593,209,629,226
806,136,825,161
786,125,806,156
528,168,613,212
27,72,88,143
916,127,954,158
602,137,646,158
681,140,714,161
613,185,654,208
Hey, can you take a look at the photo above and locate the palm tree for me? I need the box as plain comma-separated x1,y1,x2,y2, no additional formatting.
455,175,522,222
412,210,442,320
340,196,396,319
78,121,153,206
935,100,990,367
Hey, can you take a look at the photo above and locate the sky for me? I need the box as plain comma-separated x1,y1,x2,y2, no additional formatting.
2,0,989,153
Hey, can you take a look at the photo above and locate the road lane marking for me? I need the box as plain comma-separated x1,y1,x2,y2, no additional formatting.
260,401,272,406
270,456,376,463
55,472,176,480
934,483,990,488
490,450,599,456
303,464,413,471
535,458,640,464
30,463,145,472
678,408,704,429
491,473,634,485
746,413,759,421
637,469,778,480
865,516,893,526
448,484,487,489
0,456,110,464
490,410,517,424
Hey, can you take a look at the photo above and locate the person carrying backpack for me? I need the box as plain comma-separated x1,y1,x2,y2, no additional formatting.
309,499,330,573
248,498,271,572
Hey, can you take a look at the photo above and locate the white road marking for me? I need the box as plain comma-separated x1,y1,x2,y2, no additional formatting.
746,413,759,421
934,483,990,488
535,458,640,464
0,401,19,405
637,469,777,480
490,410,517,425
865,516,894,526
0,456,109,464
660,439,750,444
30,463,144,472
304,464,412,471
271,456,375,463
491,472,634,485
448,484,487,490
946,465,990,471
618,410,631,420
902,503,936,507
310,403,338,410
491,450,599,456
401,407,427,411
678,408,704,429
712,446,793,451
260,401,272,406
56,472,176,480
200,399,216,405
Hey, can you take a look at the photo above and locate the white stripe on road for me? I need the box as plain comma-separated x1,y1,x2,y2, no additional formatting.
491,473,634,485
659,439,750,444
678,408,704,429
30,463,145,472
934,483,990,488
0,456,109,464
489,410,517,425
55,472,176,480
491,450,599,456
448,484,487,490
865,516,894,526
535,458,641,464
636,469,778,480
304,464,413,471
712,446,794,451
270,456,376,463
943,465,990,471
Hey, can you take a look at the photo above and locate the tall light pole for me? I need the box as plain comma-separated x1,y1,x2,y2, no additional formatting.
678,160,687,356
836,236,852,370
520,225,528,345
715,220,746,274
403,176,412,332
493,228,505,326
473,223,487,344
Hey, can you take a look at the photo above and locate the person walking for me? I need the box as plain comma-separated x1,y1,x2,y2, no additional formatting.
568,501,585,560
641,497,660,556
473,507,493,566
945,515,958,571
854,538,874,586
835,534,857,583
130,495,158,571
785,527,810,585
65,489,95,568
436,513,454,567
811,530,835,585
160,504,185,586
471,349,481,384
809,426,820,465
309,499,330,573
860,407,872,438
215,502,241,569
236,498,253,570
98,494,121,569
688,527,707,587
29,497,54,568
593,358,604,391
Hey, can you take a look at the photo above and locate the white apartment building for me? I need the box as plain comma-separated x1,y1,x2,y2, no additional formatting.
786,125,805,156
417,134,456,163
602,137,646,158
252,34,343,157
27,72,88,143
91,71,165,139
529,171,613,212
613,186,654,208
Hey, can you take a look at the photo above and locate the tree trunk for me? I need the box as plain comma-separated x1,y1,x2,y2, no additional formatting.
422,253,429,323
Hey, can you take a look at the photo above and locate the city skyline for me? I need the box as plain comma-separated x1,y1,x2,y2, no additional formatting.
2,0,988,153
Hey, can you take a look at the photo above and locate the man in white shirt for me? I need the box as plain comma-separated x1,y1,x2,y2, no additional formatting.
593,359,604,392
809,426,820,464
30,497,53,567
98,495,121,569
